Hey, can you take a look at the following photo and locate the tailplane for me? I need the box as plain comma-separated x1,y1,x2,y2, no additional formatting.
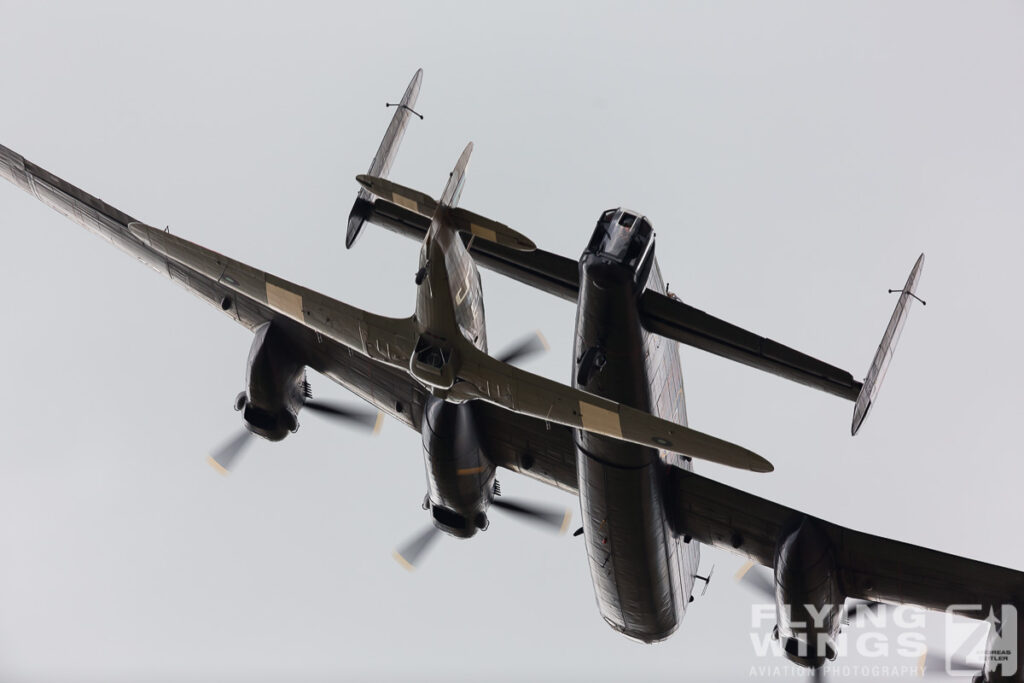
356,175,437,218
355,142,534,252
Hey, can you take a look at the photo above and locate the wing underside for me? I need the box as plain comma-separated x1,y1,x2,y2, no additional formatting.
667,467,1024,618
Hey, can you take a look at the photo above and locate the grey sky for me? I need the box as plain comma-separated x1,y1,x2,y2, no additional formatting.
0,1,1022,681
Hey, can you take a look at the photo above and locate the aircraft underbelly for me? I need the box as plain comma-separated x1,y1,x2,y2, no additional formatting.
573,256,699,642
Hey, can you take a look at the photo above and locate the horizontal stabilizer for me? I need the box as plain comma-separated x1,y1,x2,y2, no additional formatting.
851,253,925,435
639,292,862,401
356,174,438,218
357,173,535,252
449,208,536,252
358,197,580,299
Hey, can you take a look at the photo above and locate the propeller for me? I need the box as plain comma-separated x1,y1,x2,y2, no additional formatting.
393,495,572,571
735,559,775,599
843,599,883,625
495,330,549,366
207,429,254,475
491,497,572,534
735,560,883,620
208,386,381,475
916,646,980,678
393,525,442,571
304,399,382,433
734,560,884,683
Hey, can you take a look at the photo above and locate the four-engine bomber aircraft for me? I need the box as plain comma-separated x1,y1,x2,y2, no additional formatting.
2,69,1023,681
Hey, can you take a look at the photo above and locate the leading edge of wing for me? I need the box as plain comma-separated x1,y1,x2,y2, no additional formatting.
127,221,418,370
0,143,429,432
0,143,415,360
0,140,417,368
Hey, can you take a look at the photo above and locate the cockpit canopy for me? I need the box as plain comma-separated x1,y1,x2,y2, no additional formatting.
584,208,656,283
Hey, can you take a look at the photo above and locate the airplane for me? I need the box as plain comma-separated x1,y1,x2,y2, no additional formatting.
1,69,1021,682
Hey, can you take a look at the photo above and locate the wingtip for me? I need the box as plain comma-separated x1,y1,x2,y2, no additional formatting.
744,448,774,473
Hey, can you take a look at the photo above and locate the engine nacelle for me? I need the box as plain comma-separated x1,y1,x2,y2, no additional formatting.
774,518,843,669
421,395,495,539
241,322,306,442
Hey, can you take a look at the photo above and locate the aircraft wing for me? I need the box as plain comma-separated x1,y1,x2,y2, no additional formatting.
667,467,1024,619
478,411,1024,619
0,143,425,426
457,344,773,473
473,402,578,494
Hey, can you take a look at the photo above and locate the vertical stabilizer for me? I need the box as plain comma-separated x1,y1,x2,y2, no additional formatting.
851,253,925,435
346,69,423,248
439,142,473,210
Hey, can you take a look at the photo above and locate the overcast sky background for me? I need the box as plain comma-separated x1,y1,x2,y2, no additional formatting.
0,2,1023,681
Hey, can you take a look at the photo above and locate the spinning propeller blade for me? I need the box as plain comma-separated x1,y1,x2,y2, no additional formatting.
844,599,883,623
209,385,380,475
207,429,253,475
393,525,442,571
735,559,775,599
304,400,382,433
491,498,572,534
495,330,549,366
918,646,976,678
